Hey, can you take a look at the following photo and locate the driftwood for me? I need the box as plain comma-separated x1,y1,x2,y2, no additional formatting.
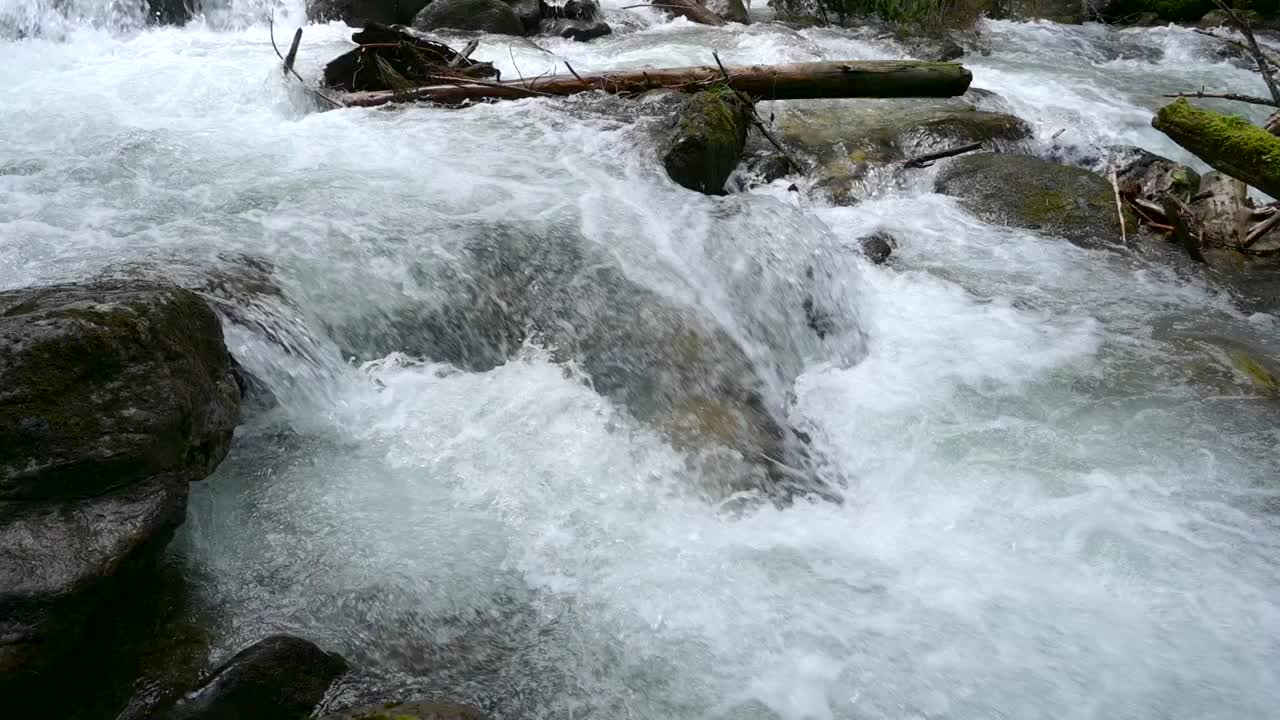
645,0,727,25
323,23,499,93
1153,99,1280,200
903,140,983,168
339,60,973,108
1162,90,1277,107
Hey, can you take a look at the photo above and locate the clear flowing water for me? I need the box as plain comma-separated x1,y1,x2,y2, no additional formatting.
2,3,1280,718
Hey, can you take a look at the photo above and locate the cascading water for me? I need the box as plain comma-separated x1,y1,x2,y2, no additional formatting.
2,1,1279,718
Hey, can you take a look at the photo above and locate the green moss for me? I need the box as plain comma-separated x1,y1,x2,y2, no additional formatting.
1021,188,1072,223
1156,99,1280,168
1230,350,1279,393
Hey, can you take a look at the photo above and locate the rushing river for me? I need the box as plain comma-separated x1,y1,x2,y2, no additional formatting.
2,2,1280,718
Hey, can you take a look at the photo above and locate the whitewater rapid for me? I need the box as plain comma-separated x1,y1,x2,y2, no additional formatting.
2,2,1279,718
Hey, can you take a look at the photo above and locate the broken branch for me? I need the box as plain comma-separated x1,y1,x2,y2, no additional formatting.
902,140,983,168
1162,90,1277,107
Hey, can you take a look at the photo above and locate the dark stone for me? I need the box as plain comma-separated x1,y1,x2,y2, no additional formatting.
0,281,239,690
162,636,348,720
306,0,430,26
540,18,612,40
935,153,1136,248
146,0,200,25
0,282,241,501
747,151,795,185
663,90,752,195
546,0,601,20
509,0,545,33
858,231,896,264
323,23,501,92
413,0,526,34
320,701,490,720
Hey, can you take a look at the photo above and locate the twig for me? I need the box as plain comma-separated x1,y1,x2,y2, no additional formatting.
509,45,527,87
564,60,585,83
1243,208,1280,247
450,38,480,67
1208,0,1280,107
1194,28,1280,70
903,141,983,168
1111,169,1127,243
283,28,302,78
268,11,283,63
1051,127,1066,139
1162,192,1205,263
1162,90,1278,107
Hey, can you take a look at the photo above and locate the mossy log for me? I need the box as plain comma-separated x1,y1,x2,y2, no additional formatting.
338,60,973,108
1152,99,1280,199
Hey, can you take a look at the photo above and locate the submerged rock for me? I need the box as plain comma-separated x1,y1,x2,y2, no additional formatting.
857,231,897,264
147,0,200,25
540,17,611,40
768,96,1030,204
162,635,348,720
321,701,490,720
0,282,239,692
327,228,835,503
935,153,1135,247
663,89,753,195
413,0,525,34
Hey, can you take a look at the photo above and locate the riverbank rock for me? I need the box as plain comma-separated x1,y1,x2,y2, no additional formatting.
307,0,431,25
413,0,525,34
540,17,612,40
321,701,490,720
935,153,1135,247
663,89,753,195
0,282,240,688
707,0,751,23
769,96,1030,203
161,635,348,720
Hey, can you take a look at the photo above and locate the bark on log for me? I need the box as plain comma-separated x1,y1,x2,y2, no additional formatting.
1153,99,1280,199
338,60,973,108
650,0,727,25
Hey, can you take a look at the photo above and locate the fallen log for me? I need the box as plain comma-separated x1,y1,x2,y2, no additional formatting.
646,0,727,25
338,60,972,108
1153,99,1280,199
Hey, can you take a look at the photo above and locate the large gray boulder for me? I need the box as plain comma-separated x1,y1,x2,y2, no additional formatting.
0,282,240,686
161,635,348,720
936,153,1136,248
326,228,836,504
413,0,525,34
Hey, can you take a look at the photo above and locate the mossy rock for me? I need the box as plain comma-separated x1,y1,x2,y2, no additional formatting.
935,153,1137,247
770,97,1030,204
663,89,752,195
321,701,490,720
412,0,525,34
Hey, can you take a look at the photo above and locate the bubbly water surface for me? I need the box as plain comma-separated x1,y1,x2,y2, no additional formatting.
2,2,1279,718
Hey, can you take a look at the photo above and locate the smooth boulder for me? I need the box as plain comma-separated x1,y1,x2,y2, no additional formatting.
0,282,240,684
769,96,1030,204
707,0,750,23
162,635,348,720
413,0,525,34
663,89,753,195
936,153,1135,247
540,18,612,40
